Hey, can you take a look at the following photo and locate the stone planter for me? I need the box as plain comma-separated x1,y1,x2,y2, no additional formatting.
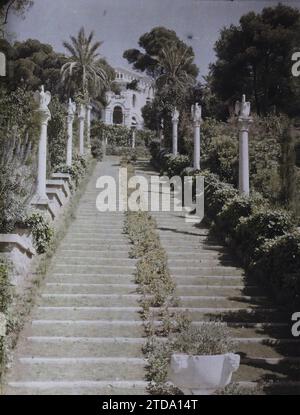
169,353,240,395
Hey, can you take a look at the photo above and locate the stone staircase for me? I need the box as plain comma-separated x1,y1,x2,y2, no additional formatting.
137,161,300,395
4,159,147,395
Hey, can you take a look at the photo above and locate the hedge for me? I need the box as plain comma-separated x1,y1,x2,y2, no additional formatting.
249,232,300,308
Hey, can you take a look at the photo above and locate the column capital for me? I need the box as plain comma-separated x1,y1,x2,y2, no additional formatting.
38,108,51,124
172,107,180,123
78,104,86,120
238,116,253,132
191,103,202,126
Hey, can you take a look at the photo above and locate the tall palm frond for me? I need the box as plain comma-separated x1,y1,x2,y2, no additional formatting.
156,47,195,92
61,27,108,101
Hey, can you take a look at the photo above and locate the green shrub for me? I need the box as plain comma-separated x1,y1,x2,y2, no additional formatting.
215,193,266,238
170,323,236,356
26,212,53,254
234,208,294,264
162,154,191,177
55,155,87,190
91,141,104,161
0,260,11,379
250,232,300,308
91,122,131,146
202,171,238,220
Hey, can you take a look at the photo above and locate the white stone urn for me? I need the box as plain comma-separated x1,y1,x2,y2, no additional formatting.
169,353,240,395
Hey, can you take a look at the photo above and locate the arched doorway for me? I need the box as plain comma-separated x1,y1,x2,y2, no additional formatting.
113,106,123,125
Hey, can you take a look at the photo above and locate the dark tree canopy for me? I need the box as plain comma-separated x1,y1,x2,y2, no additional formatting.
210,3,300,116
123,26,198,79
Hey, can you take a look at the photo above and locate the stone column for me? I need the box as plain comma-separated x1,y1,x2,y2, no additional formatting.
32,86,51,203
191,103,202,170
86,103,92,149
159,118,164,149
78,104,86,156
235,94,253,196
172,107,179,156
132,128,136,149
66,98,76,166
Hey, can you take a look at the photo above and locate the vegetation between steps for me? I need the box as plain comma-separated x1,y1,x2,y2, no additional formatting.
123,160,241,395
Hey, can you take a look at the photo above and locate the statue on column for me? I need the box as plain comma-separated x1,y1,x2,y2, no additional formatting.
68,98,76,117
191,103,202,123
235,94,251,118
34,85,51,112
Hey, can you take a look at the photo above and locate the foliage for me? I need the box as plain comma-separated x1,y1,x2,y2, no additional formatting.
160,154,191,177
25,212,53,254
123,26,198,79
91,121,131,147
0,87,38,233
55,156,88,190
202,170,238,220
170,323,236,356
3,38,68,98
61,27,111,102
48,95,67,171
215,193,266,239
234,208,294,264
210,3,300,116
0,0,33,27
0,259,11,380
249,232,300,308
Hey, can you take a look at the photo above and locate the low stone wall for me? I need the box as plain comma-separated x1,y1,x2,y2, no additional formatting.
0,171,73,281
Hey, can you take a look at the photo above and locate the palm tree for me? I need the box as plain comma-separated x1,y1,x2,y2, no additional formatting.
156,46,196,94
61,27,108,101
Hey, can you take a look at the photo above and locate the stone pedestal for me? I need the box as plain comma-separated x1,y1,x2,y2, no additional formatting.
86,104,92,149
66,99,76,166
191,103,202,170
235,95,253,196
172,108,179,156
78,104,86,156
132,129,136,149
159,118,164,149
32,86,51,204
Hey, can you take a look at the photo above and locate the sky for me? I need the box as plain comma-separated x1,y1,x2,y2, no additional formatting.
7,0,300,79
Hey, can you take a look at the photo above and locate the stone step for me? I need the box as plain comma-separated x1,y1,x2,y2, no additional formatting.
29,320,144,338
33,307,142,321
160,307,278,321
236,341,300,358
59,250,131,258
51,265,135,274
168,258,233,266
8,357,146,382
48,274,136,284
20,337,145,358
44,283,138,295
167,251,231,259
6,380,148,395
179,295,269,308
176,285,260,296
39,294,141,308
63,236,128,242
170,266,244,276
59,242,130,250
51,258,137,266
67,231,126,237
173,275,245,286
233,362,300,382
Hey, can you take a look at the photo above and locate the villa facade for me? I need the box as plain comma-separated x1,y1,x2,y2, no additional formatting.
102,67,154,130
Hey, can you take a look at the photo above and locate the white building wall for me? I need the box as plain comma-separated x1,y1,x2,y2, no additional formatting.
103,67,153,130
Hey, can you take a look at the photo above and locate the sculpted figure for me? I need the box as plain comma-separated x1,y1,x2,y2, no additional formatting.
34,85,51,111
235,94,251,118
172,107,179,122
